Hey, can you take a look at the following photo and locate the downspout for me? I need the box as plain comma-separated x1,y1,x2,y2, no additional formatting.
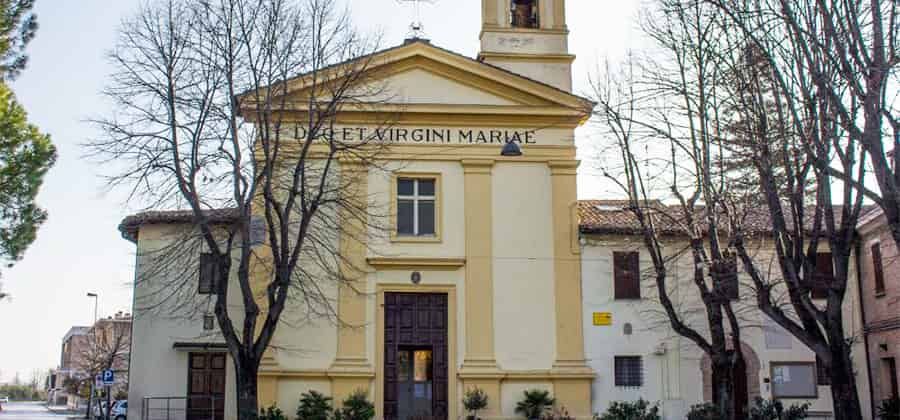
854,239,876,420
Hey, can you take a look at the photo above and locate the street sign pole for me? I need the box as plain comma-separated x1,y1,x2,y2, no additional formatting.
105,385,111,420
101,369,115,420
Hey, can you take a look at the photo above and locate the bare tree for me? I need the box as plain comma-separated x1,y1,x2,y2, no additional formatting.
90,0,387,418
590,2,761,418
692,2,876,418
714,0,898,246
79,319,130,420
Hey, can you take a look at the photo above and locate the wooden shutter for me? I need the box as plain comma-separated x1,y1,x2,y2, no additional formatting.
872,243,886,295
198,253,219,295
715,255,739,300
614,252,640,299
811,252,833,299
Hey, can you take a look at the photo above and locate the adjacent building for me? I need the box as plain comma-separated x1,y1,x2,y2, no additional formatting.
50,313,133,409
91,311,133,399
578,201,871,419
50,326,90,408
858,208,900,415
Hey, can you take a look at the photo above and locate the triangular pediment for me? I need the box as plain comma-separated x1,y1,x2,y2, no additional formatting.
367,67,522,106
239,40,594,120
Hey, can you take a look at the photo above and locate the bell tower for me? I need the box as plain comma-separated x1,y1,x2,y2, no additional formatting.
479,0,574,92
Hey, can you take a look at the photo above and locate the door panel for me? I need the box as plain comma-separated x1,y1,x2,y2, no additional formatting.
384,293,448,420
187,352,226,420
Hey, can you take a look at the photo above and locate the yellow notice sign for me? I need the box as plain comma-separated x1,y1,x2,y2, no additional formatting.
592,312,612,326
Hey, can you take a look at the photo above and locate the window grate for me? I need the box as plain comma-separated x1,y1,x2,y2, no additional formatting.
614,356,643,387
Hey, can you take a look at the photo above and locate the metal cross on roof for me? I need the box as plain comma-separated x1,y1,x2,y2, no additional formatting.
397,0,437,40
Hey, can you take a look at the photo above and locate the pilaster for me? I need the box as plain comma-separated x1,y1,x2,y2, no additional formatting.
547,160,593,417
553,0,567,29
331,161,372,376
459,159,500,374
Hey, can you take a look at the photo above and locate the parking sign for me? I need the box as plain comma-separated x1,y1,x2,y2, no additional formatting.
102,369,114,386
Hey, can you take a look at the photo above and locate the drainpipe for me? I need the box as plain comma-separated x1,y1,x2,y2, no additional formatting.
854,239,876,419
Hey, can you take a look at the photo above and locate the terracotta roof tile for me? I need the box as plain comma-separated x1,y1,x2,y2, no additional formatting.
578,200,875,236
118,208,239,242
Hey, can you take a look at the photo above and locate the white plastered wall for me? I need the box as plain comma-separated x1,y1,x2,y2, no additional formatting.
580,235,871,419
128,224,240,420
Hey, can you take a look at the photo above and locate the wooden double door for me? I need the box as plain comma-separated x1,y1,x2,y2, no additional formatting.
187,352,226,420
383,293,448,420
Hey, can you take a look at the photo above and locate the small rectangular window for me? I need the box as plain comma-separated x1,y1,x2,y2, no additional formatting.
614,356,643,387
872,243,886,295
203,314,215,331
198,253,220,294
614,252,640,299
396,178,437,237
815,356,830,386
771,362,817,398
715,255,739,300
884,357,899,400
809,252,833,299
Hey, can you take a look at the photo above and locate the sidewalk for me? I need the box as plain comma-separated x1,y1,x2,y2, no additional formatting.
46,404,83,417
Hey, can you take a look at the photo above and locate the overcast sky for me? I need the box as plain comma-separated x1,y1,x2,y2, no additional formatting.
0,0,641,383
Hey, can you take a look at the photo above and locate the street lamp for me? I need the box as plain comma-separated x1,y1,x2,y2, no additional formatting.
86,292,98,323
500,141,523,156
85,292,98,419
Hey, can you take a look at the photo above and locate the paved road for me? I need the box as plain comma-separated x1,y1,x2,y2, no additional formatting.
0,402,72,419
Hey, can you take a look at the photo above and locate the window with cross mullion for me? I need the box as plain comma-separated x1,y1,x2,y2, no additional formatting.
397,178,436,237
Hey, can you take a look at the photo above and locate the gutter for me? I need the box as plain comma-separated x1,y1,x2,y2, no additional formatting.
854,240,876,420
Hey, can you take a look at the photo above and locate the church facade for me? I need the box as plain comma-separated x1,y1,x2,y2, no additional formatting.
125,1,596,419
121,1,873,419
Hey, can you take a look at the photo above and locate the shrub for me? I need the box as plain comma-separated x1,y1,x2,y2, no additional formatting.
877,397,900,420
515,389,556,420
544,406,575,420
749,397,809,420
596,399,660,420
296,390,332,420
686,403,722,420
259,405,288,420
462,387,489,420
333,390,374,420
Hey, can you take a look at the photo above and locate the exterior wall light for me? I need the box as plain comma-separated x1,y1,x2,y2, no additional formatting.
500,141,523,156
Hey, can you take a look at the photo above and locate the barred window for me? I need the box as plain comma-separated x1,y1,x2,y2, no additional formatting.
614,356,643,387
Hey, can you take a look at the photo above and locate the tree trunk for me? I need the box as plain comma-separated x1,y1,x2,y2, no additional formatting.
712,358,738,420
235,359,260,420
828,342,863,420
85,384,93,420
710,350,749,420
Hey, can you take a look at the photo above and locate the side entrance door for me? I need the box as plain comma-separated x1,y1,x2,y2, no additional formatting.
187,352,226,420
383,293,448,420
